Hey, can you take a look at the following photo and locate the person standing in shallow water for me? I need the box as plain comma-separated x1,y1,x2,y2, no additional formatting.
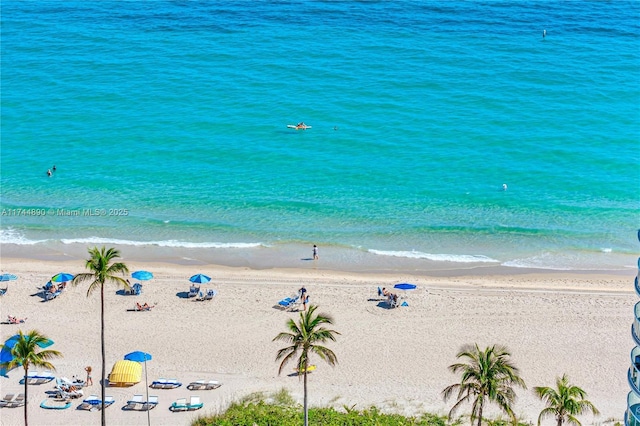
313,245,318,260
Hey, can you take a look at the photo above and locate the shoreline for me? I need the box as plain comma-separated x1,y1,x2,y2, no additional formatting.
0,255,633,426
1,241,635,279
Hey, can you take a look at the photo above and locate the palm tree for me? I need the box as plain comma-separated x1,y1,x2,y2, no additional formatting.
534,374,599,426
442,344,526,426
0,330,62,426
273,304,340,426
72,246,128,426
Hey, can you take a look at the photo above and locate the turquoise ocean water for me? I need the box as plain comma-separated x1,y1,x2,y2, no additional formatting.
1,1,639,273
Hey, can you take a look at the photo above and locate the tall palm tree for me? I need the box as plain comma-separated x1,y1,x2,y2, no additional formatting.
0,330,62,426
534,374,599,426
442,344,526,426
273,304,340,426
72,246,128,426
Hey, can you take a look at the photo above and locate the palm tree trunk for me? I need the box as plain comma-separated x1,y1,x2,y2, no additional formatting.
101,283,106,426
477,403,483,426
557,417,563,426
23,366,29,426
303,367,308,426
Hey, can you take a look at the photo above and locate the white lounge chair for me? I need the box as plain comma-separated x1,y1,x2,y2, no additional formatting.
150,378,182,389
21,371,55,385
169,396,203,411
141,395,158,411
78,395,114,411
0,393,16,408
187,379,222,390
78,395,100,410
55,386,83,400
169,397,188,411
2,394,25,408
124,394,143,410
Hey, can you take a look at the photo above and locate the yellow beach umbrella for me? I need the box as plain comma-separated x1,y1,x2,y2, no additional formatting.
108,360,142,386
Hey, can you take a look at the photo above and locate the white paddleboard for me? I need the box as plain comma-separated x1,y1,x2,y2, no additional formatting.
287,124,312,130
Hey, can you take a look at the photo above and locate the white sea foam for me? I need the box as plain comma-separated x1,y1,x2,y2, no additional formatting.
369,249,498,263
0,228,47,245
502,259,573,271
59,237,263,249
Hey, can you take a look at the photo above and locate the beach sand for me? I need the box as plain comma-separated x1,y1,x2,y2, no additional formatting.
0,257,633,426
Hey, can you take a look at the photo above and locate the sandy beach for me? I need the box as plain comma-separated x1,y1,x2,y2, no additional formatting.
0,256,633,426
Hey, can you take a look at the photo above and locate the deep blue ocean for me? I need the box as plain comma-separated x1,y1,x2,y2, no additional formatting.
1,1,639,273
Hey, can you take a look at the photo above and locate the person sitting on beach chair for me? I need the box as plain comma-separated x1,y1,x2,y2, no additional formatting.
388,293,399,308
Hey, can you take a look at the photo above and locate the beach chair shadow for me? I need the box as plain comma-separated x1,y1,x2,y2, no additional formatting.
176,291,191,299
301,257,314,261
376,301,394,310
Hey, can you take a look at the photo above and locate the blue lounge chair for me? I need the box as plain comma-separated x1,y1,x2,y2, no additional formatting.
278,296,299,310
78,395,115,411
126,283,142,295
188,286,199,298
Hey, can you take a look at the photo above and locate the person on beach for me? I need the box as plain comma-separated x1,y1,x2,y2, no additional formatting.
313,245,319,260
302,294,309,310
85,366,93,386
136,302,154,311
298,286,307,299
7,315,26,324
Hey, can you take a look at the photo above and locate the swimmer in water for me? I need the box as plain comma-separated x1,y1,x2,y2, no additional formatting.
503,183,507,191
543,29,546,38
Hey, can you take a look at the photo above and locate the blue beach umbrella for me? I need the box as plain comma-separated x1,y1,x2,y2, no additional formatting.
393,283,417,306
132,271,154,281
124,351,152,425
0,274,17,281
393,283,417,291
189,274,211,284
51,273,74,283
0,334,54,377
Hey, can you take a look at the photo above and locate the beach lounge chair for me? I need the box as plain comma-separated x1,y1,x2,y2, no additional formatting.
45,289,61,301
55,386,83,400
278,295,299,310
187,379,222,390
124,394,144,410
0,394,16,407
170,396,203,411
169,398,188,411
141,395,159,411
203,289,216,300
150,378,182,389
78,395,115,411
20,371,55,385
188,286,200,298
77,395,100,410
3,394,25,408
